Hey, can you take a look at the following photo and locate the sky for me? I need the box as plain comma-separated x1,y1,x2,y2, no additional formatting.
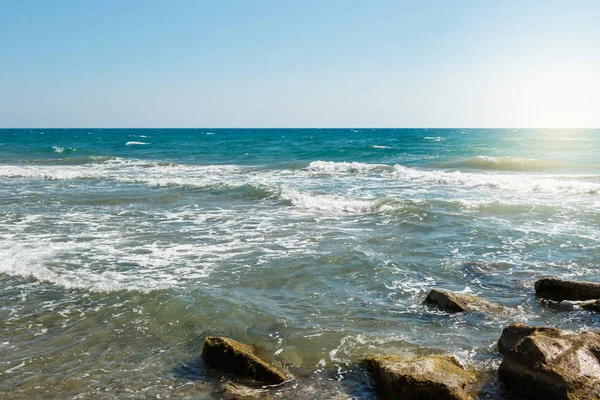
1,0,599,128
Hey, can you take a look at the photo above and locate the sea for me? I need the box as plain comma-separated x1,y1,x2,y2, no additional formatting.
1,128,599,399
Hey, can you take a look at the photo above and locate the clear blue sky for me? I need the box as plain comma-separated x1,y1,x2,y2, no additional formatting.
1,0,599,128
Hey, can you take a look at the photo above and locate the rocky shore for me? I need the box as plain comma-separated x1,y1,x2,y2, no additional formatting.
197,277,600,399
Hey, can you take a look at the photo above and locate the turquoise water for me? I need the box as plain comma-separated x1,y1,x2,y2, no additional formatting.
1,129,599,398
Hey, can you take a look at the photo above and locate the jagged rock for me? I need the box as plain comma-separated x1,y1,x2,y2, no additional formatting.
498,323,600,400
364,355,477,400
202,336,288,385
497,322,563,355
582,300,600,312
535,277,600,301
424,288,503,313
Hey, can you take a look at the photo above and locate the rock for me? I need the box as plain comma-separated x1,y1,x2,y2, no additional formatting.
497,322,563,355
498,323,600,400
535,277,600,301
424,289,503,313
202,336,288,385
364,355,477,400
221,382,269,400
582,300,600,312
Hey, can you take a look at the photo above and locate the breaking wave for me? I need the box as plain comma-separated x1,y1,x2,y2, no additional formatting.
306,161,392,174
278,186,390,213
445,156,572,172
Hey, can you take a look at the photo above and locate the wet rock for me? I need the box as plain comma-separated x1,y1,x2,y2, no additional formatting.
497,322,563,355
221,382,269,400
582,300,600,312
498,323,600,400
535,277,600,301
202,336,288,385
424,288,503,313
364,355,477,400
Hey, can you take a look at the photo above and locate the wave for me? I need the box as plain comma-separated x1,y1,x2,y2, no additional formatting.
24,156,116,165
423,136,445,141
306,161,392,174
303,161,600,195
3,158,599,197
126,141,149,146
52,146,76,154
389,164,600,194
278,187,392,213
444,156,571,172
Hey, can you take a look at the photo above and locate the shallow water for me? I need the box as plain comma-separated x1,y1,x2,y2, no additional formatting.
1,129,599,398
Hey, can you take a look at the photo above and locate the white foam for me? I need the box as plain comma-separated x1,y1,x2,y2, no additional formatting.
389,164,600,195
279,186,381,213
125,141,149,146
303,161,600,195
306,161,389,174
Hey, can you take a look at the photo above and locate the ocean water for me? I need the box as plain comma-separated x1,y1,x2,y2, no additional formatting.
1,128,599,399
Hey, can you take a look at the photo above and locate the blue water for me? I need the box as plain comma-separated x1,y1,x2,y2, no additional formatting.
1,129,599,398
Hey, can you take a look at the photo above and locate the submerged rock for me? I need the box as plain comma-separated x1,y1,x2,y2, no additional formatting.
582,300,600,313
364,355,477,400
424,288,503,313
535,277,600,301
221,382,269,400
498,323,600,400
202,336,288,385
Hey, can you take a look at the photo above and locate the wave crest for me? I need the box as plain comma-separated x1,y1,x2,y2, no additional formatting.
306,161,391,174
278,187,387,213
448,156,570,171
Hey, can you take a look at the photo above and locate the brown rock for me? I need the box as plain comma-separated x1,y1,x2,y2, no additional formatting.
221,382,269,400
535,278,600,301
202,336,288,385
497,322,563,355
425,289,503,313
364,355,477,400
498,323,600,400
581,300,600,313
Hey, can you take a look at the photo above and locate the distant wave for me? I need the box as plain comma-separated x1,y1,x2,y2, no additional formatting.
2,159,599,196
25,156,116,165
304,160,600,195
445,156,570,172
52,146,76,154
423,136,445,141
126,141,149,146
306,161,392,174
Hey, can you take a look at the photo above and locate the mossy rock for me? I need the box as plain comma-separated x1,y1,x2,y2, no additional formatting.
425,288,504,313
202,336,288,385
364,355,477,400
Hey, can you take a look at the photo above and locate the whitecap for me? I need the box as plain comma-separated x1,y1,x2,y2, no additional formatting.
278,186,382,213
125,141,149,146
306,160,390,174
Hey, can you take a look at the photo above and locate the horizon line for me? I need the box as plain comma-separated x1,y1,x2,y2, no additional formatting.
1,127,598,130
